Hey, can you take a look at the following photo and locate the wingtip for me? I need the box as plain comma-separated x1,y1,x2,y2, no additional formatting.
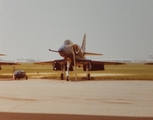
0,54,6,56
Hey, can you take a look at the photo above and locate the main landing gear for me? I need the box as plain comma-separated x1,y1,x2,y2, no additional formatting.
60,73,64,80
60,62,91,81
86,63,91,80
60,61,70,81
87,73,90,80
61,73,69,81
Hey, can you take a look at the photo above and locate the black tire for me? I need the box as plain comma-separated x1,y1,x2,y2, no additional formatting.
25,76,28,80
87,74,90,80
60,73,64,80
66,76,69,81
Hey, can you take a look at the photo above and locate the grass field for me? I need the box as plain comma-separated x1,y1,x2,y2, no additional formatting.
0,63,153,80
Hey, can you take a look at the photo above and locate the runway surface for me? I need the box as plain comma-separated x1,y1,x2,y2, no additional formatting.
0,79,153,120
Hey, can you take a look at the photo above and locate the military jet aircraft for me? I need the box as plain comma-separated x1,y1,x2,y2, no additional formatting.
0,54,19,70
34,34,125,81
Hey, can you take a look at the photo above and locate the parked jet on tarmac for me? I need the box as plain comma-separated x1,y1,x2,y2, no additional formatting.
34,34,125,81
0,54,19,70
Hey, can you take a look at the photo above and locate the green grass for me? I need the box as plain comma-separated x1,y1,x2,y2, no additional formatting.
0,63,153,80
105,63,153,80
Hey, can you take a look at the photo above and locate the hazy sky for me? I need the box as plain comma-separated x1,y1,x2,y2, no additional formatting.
0,0,153,61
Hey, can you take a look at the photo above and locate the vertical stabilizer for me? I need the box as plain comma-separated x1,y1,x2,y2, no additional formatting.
81,34,86,54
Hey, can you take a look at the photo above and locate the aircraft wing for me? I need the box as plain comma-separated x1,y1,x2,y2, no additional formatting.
92,60,126,65
144,62,153,65
0,61,20,65
34,58,126,65
34,59,65,65
74,58,125,71
34,58,125,71
34,61,55,65
75,58,126,65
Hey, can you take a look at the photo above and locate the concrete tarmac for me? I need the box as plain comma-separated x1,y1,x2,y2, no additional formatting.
0,79,153,120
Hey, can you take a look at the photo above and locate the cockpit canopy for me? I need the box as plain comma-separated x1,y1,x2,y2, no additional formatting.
64,40,73,46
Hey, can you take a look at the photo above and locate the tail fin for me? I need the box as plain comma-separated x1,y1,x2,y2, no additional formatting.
81,34,86,54
81,34,103,56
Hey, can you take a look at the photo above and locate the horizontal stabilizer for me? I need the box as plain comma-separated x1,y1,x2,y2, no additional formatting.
84,52,103,56
49,49,58,52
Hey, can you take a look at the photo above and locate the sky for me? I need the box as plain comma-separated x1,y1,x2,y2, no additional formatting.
0,0,153,61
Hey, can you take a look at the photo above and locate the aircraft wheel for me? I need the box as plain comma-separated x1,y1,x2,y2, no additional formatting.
60,73,64,80
87,74,90,80
66,76,69,81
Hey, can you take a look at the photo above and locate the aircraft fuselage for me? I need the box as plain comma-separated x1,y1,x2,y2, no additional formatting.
58,40,85,60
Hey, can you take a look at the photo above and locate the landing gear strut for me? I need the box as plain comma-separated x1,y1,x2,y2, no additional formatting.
87,73,90,80
60,64,65,80
66,61,70,81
